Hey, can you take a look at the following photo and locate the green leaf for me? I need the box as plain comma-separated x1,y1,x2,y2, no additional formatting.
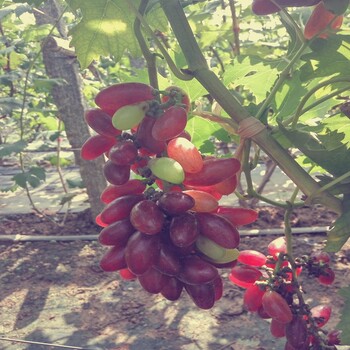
186,115,224,154
279,124,350,177
300,34,350,81
325,210,350,252
12,167,46,189
67,0,142,68
0,140,27,157
273,71,308,123
29,166,46,181
337,286,350,345
223,56,284,104
67,178,85,189
12,173,28,188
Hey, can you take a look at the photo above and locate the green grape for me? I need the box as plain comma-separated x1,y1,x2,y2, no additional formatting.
196,235,226,261
112,102,148,130
196,235,239,263
148,157,185,184
213,247,239,264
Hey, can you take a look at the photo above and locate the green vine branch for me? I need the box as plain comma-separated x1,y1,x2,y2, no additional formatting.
160,0,343,214
128,1,193,81
133,0,159,90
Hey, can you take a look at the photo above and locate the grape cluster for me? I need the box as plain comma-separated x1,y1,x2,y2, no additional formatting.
229,237,340,349
81,83,258,309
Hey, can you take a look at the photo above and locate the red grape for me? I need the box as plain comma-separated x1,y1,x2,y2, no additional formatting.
125,231,161,275
95,213,108,227
138,267,170,294
108,140,138,165
167,137,203,174
243,283,266,311
100,245,127,272
183,190,218,213
213,174,237,195
103,160,130,185
100,180,146,204
268,237,287,259
196,213,240,249
179,255,219,285
216,206,258,226
183,157,240,186
154,244,182,276
270,318,286,338
185,282,215,309
262,290,293,324
80,135,116,160
84,108,121,137
229,265,262,289
238,250,267,267
95,82,155,116
318,267,335,285
213,277,223,301
170,213,199,248
310,304,332,327
98,218,136,246
152,106,187,141
157,191,195,215
135,116,166,154
185,184,222,200
130,200,165,235
119,268,137,280
285,316,308,348
100,194,144,225
161,277,183,301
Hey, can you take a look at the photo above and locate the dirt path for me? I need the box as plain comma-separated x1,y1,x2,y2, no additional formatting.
1,208,349,350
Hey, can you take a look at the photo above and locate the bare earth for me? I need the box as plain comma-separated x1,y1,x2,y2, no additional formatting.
1,206,350,350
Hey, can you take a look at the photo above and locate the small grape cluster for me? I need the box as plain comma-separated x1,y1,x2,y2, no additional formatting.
81,82,258,309
229,237,340,349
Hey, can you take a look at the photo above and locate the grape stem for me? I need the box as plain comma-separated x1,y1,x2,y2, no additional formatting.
159,0,343,214
133,0,159,90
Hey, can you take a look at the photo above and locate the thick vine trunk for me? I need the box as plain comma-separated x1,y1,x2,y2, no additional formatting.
35,0,106,219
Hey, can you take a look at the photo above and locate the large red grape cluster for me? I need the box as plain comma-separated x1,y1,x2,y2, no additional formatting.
229,237,340,349
81,82,258,309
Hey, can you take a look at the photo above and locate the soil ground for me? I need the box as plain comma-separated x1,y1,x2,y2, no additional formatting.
1,206,350,350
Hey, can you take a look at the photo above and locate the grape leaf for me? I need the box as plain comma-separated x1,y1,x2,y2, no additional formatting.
300,34,350,81
186,115,226,154
278,124,350,177
325,210,350,252
67,0,168,68
337,286,350,345
67,0,142,69
223,56,287,103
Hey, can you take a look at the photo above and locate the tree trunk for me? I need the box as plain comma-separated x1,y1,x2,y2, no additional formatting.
35,0,106,219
